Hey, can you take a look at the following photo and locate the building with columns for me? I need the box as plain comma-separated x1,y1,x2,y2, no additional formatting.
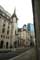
0,6,18,48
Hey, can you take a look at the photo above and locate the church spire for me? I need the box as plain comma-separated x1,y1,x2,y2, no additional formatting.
14,8,16,14
11,8,18,21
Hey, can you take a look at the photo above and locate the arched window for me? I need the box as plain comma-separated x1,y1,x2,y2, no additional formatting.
7,30,9,35
3,24,5,27
2,28,5,33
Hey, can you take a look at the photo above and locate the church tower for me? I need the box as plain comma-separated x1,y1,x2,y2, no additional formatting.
12,8,18,34
11,8,18,47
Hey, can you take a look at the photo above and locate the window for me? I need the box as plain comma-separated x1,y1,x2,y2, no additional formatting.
8,36,9,39
8,26,9,29
0,16,1,18
3,35,5,38
1,35,5,38
3,24,5,27
6,36,9,39
7,30,9,35
2,28,5,33
1,35,2,38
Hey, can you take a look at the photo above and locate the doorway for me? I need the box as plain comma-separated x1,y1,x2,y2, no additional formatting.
0,40,4,48
6,42,8,48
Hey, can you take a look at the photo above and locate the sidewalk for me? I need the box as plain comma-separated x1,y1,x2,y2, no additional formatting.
0,47,30,53
9,47,37,60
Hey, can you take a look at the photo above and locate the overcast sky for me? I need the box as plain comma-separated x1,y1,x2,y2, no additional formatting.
0,0,33,28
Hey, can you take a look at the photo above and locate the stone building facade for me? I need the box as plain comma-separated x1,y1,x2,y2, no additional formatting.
15,24,35,47
0,6,18,48
17,27,30,47
0,6,35,48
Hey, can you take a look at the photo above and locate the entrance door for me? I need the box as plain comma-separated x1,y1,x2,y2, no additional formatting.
14,41,17,48
0,40,4,48
6,42,8,48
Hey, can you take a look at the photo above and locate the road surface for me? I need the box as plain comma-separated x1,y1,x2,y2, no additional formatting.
0,47,30,60
9,47,37,60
